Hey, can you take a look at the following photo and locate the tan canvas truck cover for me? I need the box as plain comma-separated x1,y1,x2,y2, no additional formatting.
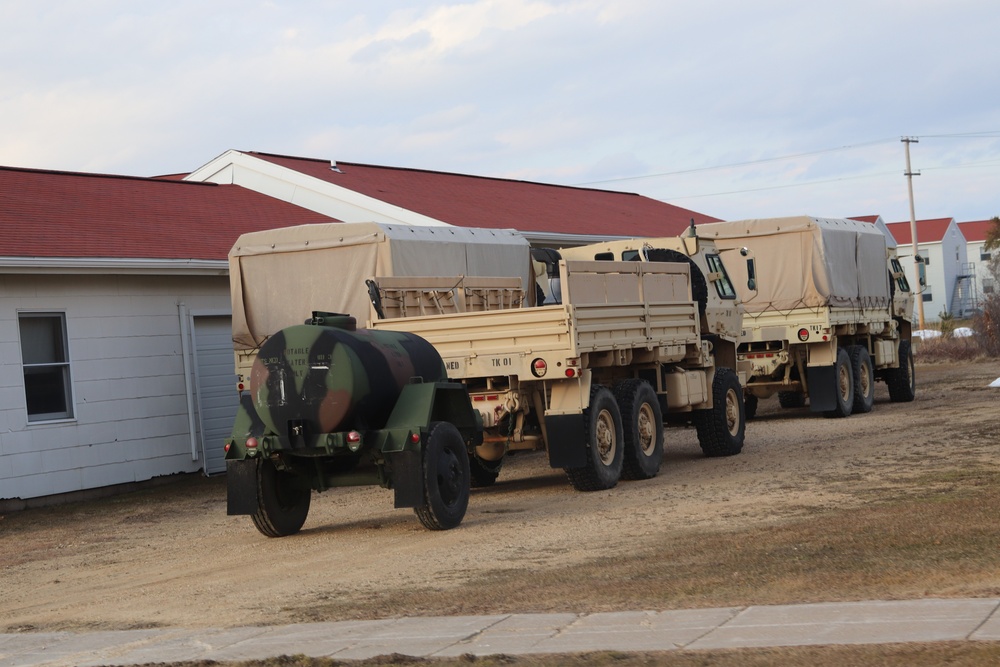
228,222,532,350
696,216,891,313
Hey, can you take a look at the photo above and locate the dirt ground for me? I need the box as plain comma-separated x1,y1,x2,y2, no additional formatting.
1,360,999,634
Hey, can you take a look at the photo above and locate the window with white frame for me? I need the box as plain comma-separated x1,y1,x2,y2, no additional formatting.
921,286,933,303
19,312,74,422
982,250,993,261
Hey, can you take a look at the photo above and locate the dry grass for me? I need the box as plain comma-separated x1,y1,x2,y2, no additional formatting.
283,467,1000,622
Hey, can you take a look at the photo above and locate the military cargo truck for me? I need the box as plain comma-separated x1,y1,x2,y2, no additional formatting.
224,222,530,537
696,216,915,418
368,250,747,491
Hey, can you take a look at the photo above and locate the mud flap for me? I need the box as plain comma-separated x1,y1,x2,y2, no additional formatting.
388,450,424,508
226,459,259,515
807,365,836,412
544,414,587,468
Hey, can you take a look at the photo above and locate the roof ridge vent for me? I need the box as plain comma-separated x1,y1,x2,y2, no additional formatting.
330,162,343,173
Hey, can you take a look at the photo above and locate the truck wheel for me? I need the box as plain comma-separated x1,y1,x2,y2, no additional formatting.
693,367,745,457
823,347,855,419
614,379,664,480
251,459,311,538
565,386,624,491
415,422,471,530
848,345,875,414
469,453,503,487
886,340,916,403
744,394,759,420
778,391,806,408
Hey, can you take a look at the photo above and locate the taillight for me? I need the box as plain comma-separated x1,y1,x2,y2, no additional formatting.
531,358,548,377
246,437,258,449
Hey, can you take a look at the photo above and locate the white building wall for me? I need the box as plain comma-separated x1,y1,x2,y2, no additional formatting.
895,221,968,321
0,273,230,501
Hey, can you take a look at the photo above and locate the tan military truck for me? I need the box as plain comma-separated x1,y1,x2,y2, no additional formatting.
368,243,747,491
695,216,916,418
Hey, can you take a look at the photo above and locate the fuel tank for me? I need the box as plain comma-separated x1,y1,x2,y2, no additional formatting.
250,319,447,446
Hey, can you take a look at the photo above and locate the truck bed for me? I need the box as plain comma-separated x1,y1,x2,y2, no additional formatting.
369,260,702,380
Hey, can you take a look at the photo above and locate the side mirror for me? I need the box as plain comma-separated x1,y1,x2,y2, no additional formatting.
743,250,758,292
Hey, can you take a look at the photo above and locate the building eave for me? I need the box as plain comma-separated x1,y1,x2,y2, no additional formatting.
0,257,230,275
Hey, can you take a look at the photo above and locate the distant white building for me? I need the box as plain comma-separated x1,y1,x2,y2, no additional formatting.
884,218,970,321
957,219,997,308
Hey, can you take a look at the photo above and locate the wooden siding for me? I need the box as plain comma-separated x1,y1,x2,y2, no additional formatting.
0,274,231,501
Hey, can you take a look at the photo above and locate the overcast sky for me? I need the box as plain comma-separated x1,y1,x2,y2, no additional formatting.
3,1,999,224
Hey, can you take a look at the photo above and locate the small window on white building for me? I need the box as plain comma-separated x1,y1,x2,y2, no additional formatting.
982,251,993,261
985,279,996,295
19,312,74,422
921,286,933,303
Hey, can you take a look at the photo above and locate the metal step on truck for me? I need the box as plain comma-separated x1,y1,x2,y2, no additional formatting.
367,243,748,492
696,216,916,418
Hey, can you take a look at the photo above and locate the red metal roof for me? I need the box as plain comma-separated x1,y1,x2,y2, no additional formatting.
957,219,995,243
0,166,336,261
884,218,955,245
249,152,720,236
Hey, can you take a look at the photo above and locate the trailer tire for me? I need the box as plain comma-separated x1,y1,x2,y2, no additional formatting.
415,422,470,530
823,347,855,419
614,379,664,480
565,386,624,491
251,459,311,538
744,394,759,420
469,453,503,487
886,339,916,403
693,367,745,457
848,345,875,414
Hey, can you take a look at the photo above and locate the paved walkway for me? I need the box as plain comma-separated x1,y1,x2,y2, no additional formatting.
3,598,1000,666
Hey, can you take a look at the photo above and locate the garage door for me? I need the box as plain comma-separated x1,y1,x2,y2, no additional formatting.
193,316,240,475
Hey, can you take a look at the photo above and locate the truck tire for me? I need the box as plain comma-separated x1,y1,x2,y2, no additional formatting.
251,459,311,538
886,339,916,403
848,345,875,414
744,394,759,420
645,248,708,315
693,367,745,457
564,385,624,491
469,453,503,487
823,347,855,419
614,379,664,480
778,391,806,408
415,422,471,530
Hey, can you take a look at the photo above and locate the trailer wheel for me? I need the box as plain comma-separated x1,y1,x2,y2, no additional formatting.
469,453,503,487
251,459,311,538
886,339,916,402
614,379,664,480
744,394,759,420
823,347,855,419
693,367,745,457
778,391,806,408
415,422,471,530
565,386,624,491
848,345,875,414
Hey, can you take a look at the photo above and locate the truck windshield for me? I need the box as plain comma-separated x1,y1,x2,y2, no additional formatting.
706,254,737,299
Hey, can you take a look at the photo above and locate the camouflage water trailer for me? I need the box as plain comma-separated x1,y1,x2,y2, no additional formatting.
225,312,481,537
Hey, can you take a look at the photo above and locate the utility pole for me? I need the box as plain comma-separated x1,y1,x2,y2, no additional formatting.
902,136,925,330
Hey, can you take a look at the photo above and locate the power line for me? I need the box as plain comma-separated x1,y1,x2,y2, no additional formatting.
658,169,900,202
573,137,899,186
575,132,1000,188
